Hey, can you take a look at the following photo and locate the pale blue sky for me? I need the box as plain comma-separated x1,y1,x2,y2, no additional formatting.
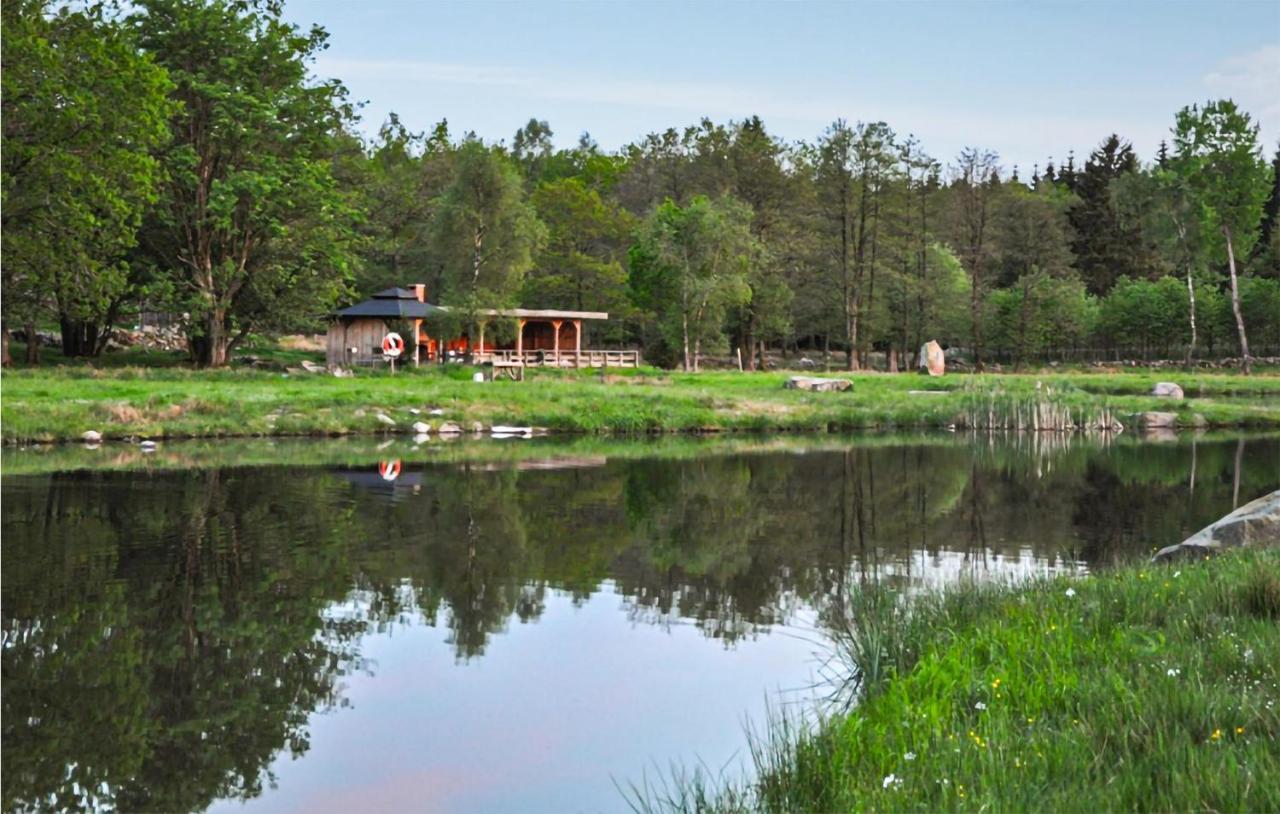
287,0,1280,174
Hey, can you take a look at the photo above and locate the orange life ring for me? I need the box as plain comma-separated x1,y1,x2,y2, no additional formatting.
382,332,405,356
378,459,402,481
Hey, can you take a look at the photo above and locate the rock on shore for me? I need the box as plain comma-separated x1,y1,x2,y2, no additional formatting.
1153,489,1280,562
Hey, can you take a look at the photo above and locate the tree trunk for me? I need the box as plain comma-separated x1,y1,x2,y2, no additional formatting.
693,336,701,372
23,321,40,364
1,328,11,367
681,311,691,372
59,316,102,358
888,346,898,373
198,308,231,367
1184,265,1197,370
1224,227,1252,374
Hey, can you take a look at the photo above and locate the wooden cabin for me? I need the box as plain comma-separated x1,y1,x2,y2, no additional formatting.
327,284,640,368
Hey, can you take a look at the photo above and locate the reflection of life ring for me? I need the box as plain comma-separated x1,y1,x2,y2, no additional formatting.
378,459,402,481
382,332,405,357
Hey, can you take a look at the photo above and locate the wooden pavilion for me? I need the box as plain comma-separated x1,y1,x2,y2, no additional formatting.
326,284,639,369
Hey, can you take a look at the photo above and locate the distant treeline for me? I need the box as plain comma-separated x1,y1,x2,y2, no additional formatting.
3,0,1278,370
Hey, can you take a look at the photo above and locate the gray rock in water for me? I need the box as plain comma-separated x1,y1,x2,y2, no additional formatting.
471,421,485,433
437,421,462,434
1153,490,1280,562
375,413,396,428
81,430,103,443
1152,381,1185,400
1138,411,1179,429
411,421,431,434
784,376,851,392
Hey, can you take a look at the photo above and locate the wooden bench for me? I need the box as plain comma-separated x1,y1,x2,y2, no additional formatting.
490,358,525,381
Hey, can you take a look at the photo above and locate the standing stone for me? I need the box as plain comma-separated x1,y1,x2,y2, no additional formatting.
918,340,945,376
1152,382,1185,400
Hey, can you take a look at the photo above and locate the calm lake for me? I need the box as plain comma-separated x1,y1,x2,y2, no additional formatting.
3,432,1277,813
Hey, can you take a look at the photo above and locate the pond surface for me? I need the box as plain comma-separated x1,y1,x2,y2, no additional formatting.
3,433,1277,813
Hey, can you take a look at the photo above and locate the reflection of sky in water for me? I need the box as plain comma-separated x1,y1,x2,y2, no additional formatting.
216,544,1082,814
211,586,824,814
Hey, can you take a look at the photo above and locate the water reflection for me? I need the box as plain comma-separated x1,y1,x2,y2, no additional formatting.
2,433,1276,812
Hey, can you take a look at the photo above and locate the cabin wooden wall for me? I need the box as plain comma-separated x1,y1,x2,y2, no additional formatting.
326,318,388,366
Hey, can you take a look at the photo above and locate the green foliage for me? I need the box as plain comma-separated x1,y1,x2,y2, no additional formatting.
525,177,634,335
1,0,172,355
130,0,360,365
647,550,1280,813
427,139,544,335
1098,276,1189,354
631,196,758,370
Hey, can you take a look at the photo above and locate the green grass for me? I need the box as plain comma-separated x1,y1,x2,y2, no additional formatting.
3,362,1279,443
633,549,1280,813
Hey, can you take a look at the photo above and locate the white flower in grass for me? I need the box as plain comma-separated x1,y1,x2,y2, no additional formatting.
1167,668,1181,677
883,773,902,789
975,701,987,710
1065,587,1076,598
904,751,916,761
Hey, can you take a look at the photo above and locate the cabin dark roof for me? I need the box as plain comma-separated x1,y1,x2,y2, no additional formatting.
333,290,444,320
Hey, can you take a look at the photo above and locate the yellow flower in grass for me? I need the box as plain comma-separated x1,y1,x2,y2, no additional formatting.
1210,728,1222,741
1236,726,1245,735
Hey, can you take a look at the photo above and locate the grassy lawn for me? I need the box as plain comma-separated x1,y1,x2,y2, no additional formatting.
3,359,1279,443
636,549,1280,813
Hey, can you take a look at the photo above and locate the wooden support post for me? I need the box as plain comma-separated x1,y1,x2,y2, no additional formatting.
516,318,525,361
574,319,582,368
413,319,421,367
477,321,486,361
552,319,562,366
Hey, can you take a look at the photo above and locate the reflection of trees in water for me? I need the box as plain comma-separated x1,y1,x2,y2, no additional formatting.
1,470,367,813
3,436,1276,810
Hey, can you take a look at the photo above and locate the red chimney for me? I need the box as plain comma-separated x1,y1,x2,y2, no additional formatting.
413,284,425,303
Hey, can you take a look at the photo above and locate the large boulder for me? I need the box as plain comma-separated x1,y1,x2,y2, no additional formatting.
918,340,945,376
1137,411,1179,429
784,376,851,392
1153,490,1280,563
1152,381,1185,400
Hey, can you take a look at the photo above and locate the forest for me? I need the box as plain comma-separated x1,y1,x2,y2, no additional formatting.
4,0,1279,372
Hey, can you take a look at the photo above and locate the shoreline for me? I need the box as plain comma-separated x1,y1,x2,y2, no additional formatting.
637,547,1280,812
4,367,1279,445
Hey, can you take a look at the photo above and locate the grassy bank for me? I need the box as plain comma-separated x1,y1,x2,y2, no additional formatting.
638,549,1280,813
3,364,1279,443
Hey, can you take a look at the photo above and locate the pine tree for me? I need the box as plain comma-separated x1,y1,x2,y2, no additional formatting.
1059,151,1078,191
1156,140,1171,169
1068,134,1152,295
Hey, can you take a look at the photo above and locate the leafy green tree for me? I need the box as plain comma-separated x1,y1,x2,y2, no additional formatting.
1172,100,1274,372
130,0,359,366
512,118,555,186
1098,276,1189,358
989,181,1080,368
525,177,634,337
1,0,172,360
945,147,1001,370
630,196,758,370
815,120,900,370
427,139,544,356
1113,167,1209,365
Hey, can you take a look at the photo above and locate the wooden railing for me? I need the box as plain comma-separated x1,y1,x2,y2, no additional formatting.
480,349,641,368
